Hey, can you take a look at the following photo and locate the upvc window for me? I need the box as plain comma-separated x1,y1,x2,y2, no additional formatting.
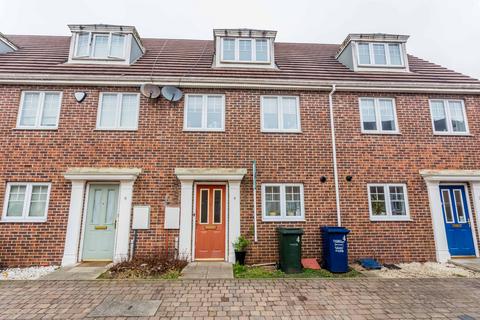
74,32,126,59
368,184,410,221
261,96,301,132
262,183,305,221
97,93,140,130
184,94,225,131
17,91,62,129
359,98,398,133
429,99,469,135
2,183,51,222
357,42,403,66
221,38,270,63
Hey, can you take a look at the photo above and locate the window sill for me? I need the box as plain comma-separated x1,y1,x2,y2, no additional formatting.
1,219,47,223
370,217,412,222
183,128,225,132
262,217,305,222
433,132,472,137
261,130,302,134
361,131,400,135
14,127,58,131
94,128,138,132
220,59,271,65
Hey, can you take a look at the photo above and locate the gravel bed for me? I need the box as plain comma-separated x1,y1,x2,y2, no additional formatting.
356,262,480,278
0,266,58,280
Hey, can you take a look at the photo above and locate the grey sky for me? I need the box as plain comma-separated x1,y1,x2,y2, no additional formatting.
1,0,479,79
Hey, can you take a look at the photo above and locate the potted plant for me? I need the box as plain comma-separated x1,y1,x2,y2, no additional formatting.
233,235,250,265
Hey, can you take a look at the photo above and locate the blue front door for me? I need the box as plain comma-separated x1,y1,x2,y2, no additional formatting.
439,185,475,256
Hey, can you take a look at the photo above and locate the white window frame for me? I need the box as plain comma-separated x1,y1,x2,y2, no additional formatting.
73,32,127,60
356,42,405,67
260,96,301,133
367,183,410,221
429,99,469,135
2,182,51,223
96,93,140,131
16,91,62,130
261,183,305,222
183,94,225,132
359,97,399,134
220,38,271,64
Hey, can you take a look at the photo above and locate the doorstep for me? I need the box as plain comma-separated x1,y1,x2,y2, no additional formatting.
449,258,480,273
40,261,110,280
181,262,233,279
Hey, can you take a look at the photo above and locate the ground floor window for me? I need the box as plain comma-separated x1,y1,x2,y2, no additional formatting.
2,182,51,222
368,183,410,221
262,183,304,221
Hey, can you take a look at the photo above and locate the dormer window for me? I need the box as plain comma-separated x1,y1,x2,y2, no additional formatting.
213,29,277,69
336,34,409,72
67,24,145,65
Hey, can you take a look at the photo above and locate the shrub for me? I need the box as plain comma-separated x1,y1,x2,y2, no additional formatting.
233,235,250,252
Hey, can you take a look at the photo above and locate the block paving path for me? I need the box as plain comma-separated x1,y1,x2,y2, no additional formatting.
1,278,480,319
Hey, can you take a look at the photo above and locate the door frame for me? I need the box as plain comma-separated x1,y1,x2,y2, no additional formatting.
192,182,229,261
79,182,121,262
439,183,477,256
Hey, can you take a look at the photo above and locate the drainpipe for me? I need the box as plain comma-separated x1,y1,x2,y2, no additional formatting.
328,84,342,226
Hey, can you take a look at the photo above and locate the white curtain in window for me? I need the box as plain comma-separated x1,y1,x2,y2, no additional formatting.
378,99,396,131
20,92,40,126
186,96,203,128
431,101,448,132
449,101,466,132
388,44,402,65
93,35,109,58
99,94,118,127
262,97,279,129
206,96,223,129
255,39,268,61
223,39,235,60
360,99,377,130
239,40,252,61
40,93,60,126
120,94,139,128
282,97,298,130
76,33,90,57
358,43,371,64
109,34,125,58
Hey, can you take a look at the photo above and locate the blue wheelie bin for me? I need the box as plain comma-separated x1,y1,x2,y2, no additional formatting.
321,226,350,273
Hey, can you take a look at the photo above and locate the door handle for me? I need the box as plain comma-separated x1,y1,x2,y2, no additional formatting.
114,220,117,229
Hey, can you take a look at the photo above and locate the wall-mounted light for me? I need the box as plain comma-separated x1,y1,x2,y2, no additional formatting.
74,92,87,103
346,175,353,182
320,176,327,183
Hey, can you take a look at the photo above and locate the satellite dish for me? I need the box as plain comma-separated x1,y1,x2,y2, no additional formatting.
140,83,161,99
161,86,183,102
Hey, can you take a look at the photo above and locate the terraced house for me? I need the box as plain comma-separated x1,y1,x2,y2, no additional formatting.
1,25,480,267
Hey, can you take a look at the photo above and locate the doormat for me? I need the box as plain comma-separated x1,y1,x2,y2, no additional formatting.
88,300,161,317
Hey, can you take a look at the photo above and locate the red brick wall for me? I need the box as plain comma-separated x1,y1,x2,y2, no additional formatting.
0,84,479,266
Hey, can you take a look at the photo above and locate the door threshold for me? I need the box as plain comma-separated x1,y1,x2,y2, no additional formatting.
195,259,225,261
450,256,477,259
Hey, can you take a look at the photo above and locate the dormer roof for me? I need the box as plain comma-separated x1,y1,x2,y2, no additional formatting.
0,33,19,53
336,33,409,59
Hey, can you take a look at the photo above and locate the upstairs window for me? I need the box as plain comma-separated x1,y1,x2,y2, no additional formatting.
17,91,62,129
261,96,301,132
357,42,403,66
359,98,398,133
97,93,140,130
430,99,468,135
221,38,270,63
74,32,126,59
184,94,225,131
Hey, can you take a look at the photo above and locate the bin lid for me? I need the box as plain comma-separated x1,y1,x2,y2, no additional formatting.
277,227,304,235
321,226,350,234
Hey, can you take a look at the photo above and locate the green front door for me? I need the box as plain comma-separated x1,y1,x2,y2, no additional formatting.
82,184,119,261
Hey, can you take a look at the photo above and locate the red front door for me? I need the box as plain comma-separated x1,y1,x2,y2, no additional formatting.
195,185,226,260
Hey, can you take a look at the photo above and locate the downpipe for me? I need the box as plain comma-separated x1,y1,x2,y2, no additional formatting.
328,84,342,226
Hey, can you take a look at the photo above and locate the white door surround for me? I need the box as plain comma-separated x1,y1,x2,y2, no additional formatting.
61,167,141,267
420,169,480,263
175,168,246,263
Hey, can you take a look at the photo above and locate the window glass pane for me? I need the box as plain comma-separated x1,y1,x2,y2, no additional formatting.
93,34,109,58
91,189,103,225
360,99,377,131
453,190,466,223
373,44,386,65
378,99,396,131
265,186,281,217
20,92,40,126
255,39,268,61
76,33,90,57
449,101,466,132
28,185,48,217
105,189,117,224
120,94,139,128
200,190,208,223
282,98,299,130
389,186,406,216
442,190,454,223
6,185,26,217
213,190,221,223
388,44,402,65
99,94,118,128
285,186,301,217
262,97,279,129
431,101,448,132
109,34,125,58
358,43,371,64
206,96,223,129
370,186,386,216
186,96,203,128
239,40,252,61
41,93,60,126
223,39,235,60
